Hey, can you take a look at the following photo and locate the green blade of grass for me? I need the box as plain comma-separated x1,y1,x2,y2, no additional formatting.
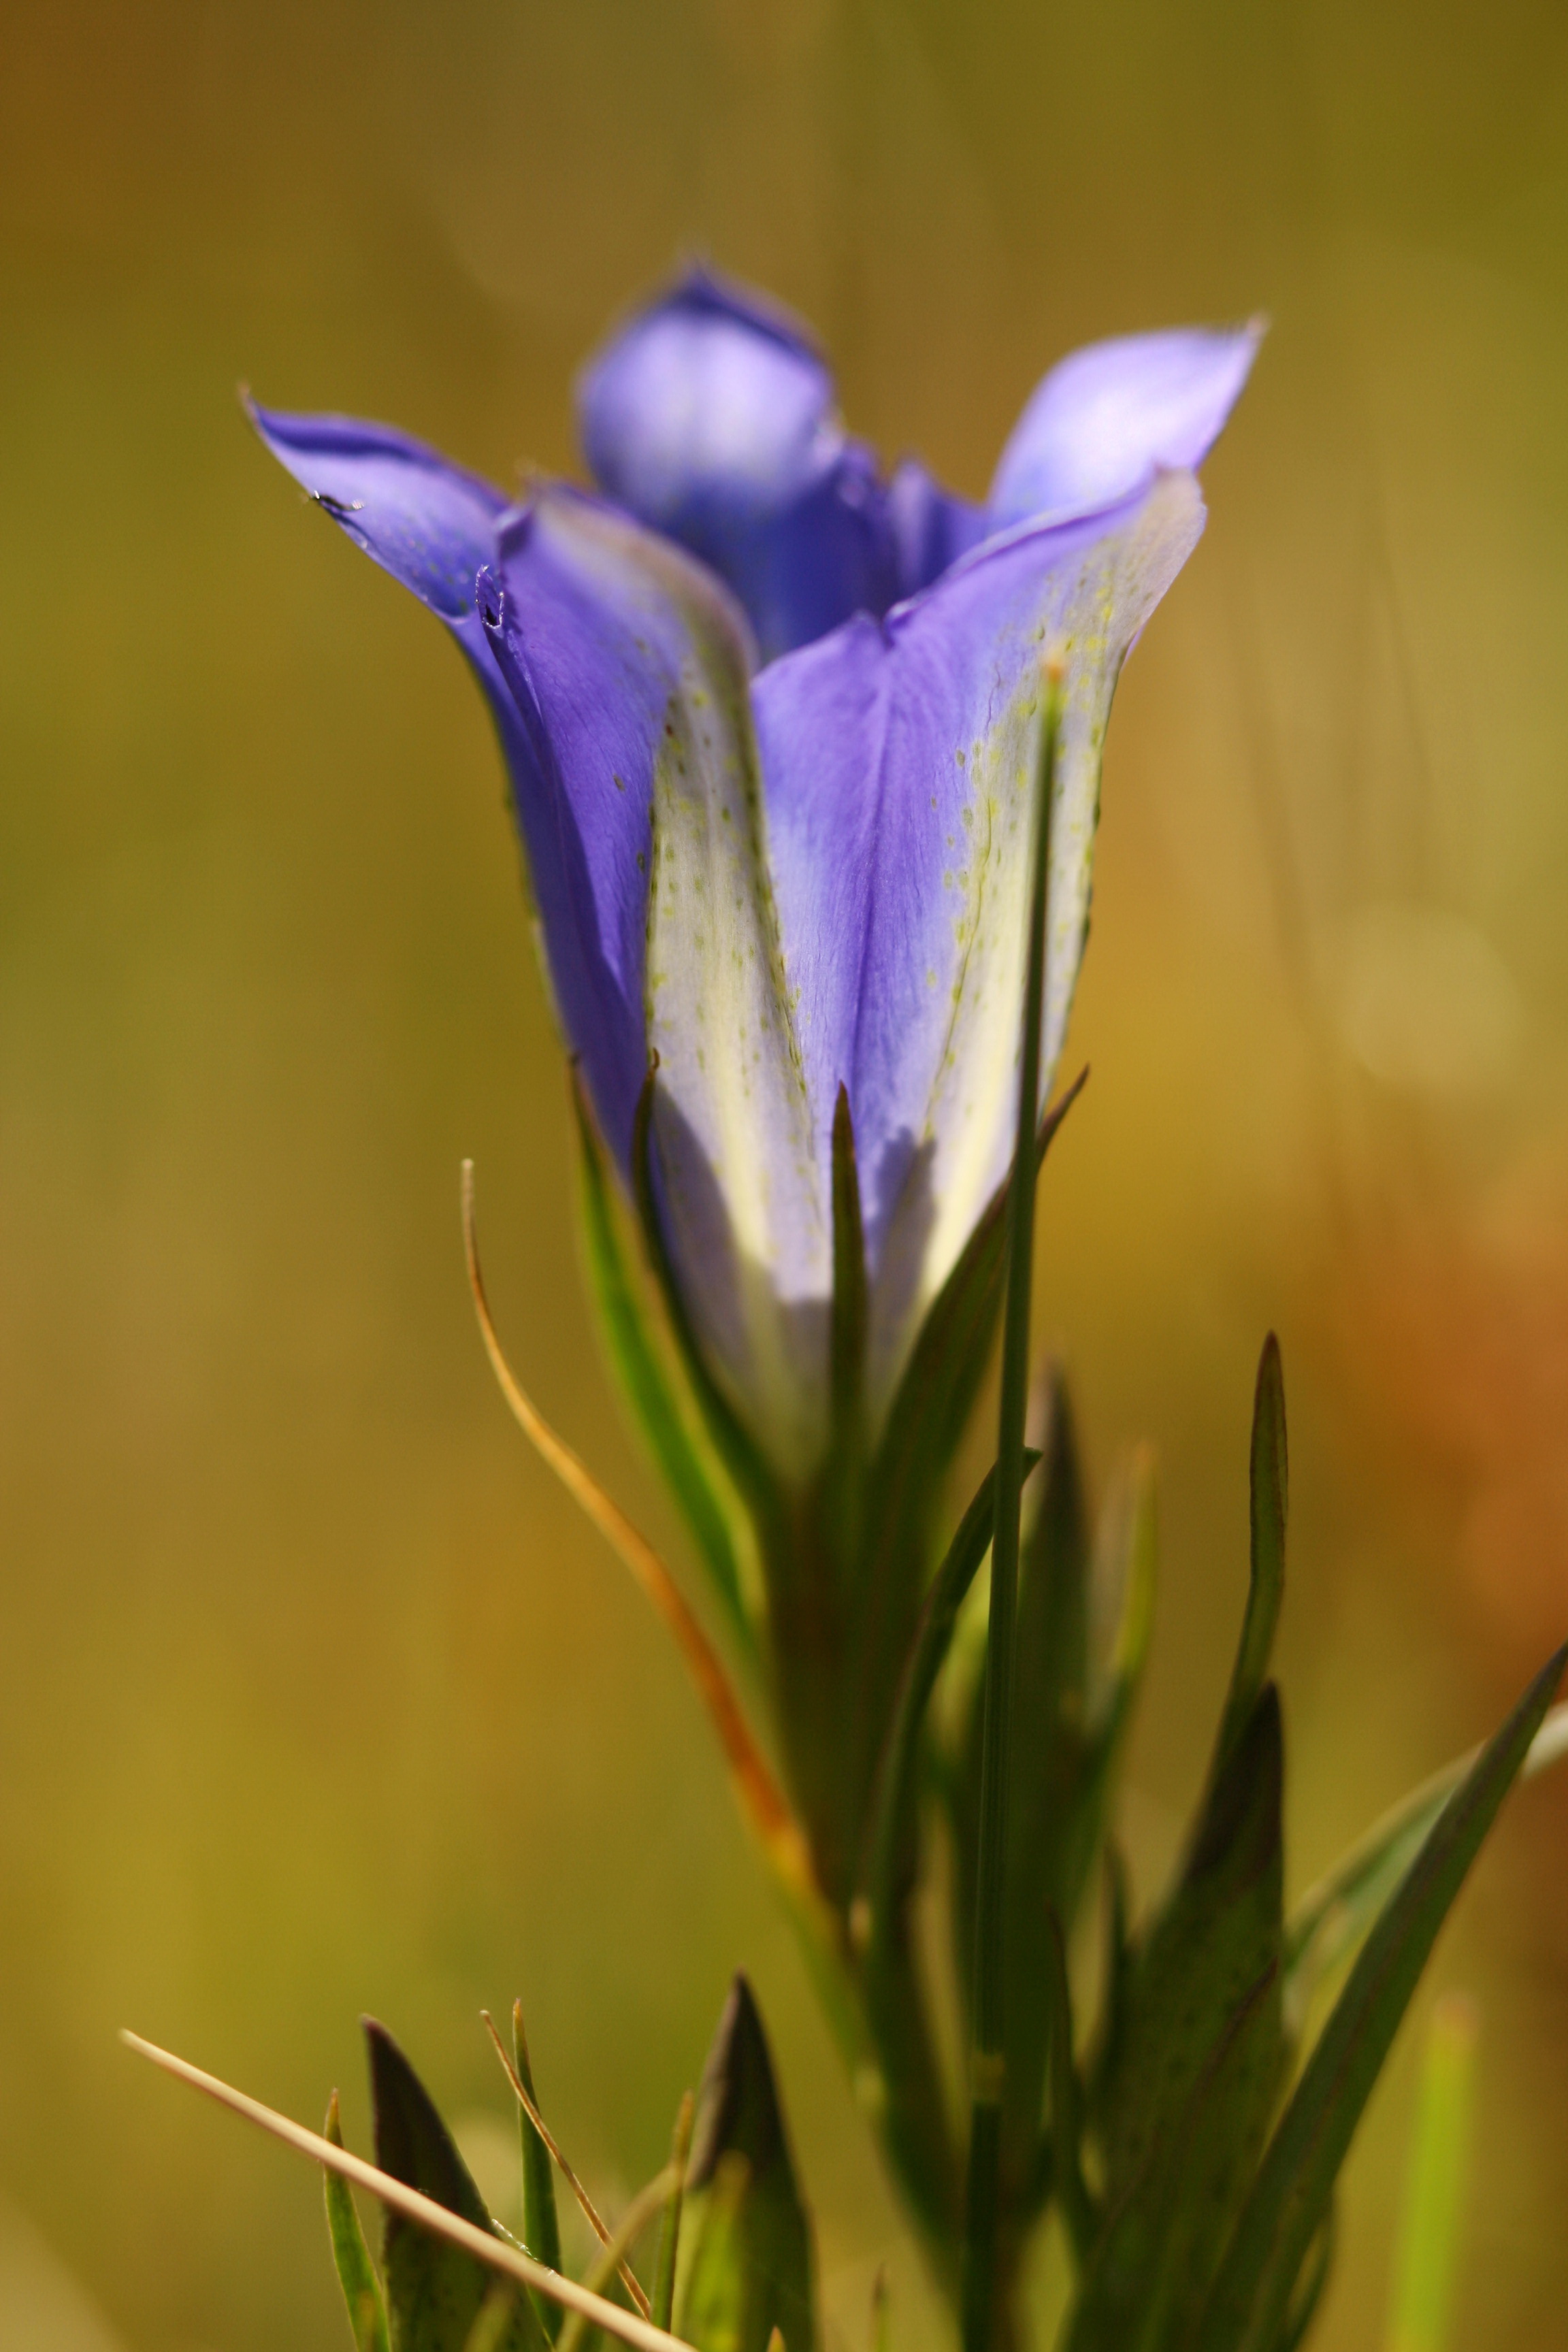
324,2091,391,2352
1385,1993,1478,2352
513,2004,564,2343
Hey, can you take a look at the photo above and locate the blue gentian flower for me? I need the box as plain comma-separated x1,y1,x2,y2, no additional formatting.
252,272,1256,1480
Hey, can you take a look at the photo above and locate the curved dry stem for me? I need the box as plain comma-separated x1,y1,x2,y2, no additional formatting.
461,1160,820,1920
120,2033,687,2352
479,2010,650,2319
555,2168,676,2352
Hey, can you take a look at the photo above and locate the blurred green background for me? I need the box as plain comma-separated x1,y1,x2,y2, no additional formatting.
3,0,1568,2345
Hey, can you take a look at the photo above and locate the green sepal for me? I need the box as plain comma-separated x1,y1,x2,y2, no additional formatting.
943,1377,1152,2234
829,1083,869,1458
1066,1959,1282,2352
1211,1337,1288,1776
681,1977,817,2352
851,1460,1022,2267
366,2019,547,2352
993,1372,1092,2212
949,1406,1154,2048
857,1457,1032,1946
1194,1642,1567,2352
512,2004,562,2344
630,1068,781,1537
1095,1686,1286,2208
839,1076,1088,1900
860,1078,1088,1635
572,1067,752,1655
325,2089,391,2352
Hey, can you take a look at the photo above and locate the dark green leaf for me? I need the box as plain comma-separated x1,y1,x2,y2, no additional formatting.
512,2004,562,2344
367,2020,546,2352
1212,1337,1287,1776
1097,1688,1285,2207
1066,1961,1281,2352
1195,1644,1567,2352
325,2089,391,2352
681,1978,817,2352
572,1068,751,1654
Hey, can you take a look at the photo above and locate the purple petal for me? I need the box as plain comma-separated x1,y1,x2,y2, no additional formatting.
987,323,1262,529
254,402,827,1465
885,458,988,599
487,491,827,1467
247,402,507,617
753,474,1208,1407
577,269,898,662
249,404,624,1166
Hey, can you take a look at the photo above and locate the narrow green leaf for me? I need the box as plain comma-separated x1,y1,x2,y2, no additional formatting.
325,2090,391,2352
1284,1698,1568,2036
1097,1688,1284,2205
1213,1337,1286,1774
651,2092,694,2336
1196,1644,1566,2352
572,1068,752,1654
1385,1994,1477,2352
512,2004,562,2345
367,2020,546,2352
681,1977,817,2352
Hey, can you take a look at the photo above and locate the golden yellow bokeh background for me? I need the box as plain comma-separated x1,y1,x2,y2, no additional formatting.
3,1,1568,2346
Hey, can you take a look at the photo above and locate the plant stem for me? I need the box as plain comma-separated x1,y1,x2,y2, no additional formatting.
960,668,1062,2352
